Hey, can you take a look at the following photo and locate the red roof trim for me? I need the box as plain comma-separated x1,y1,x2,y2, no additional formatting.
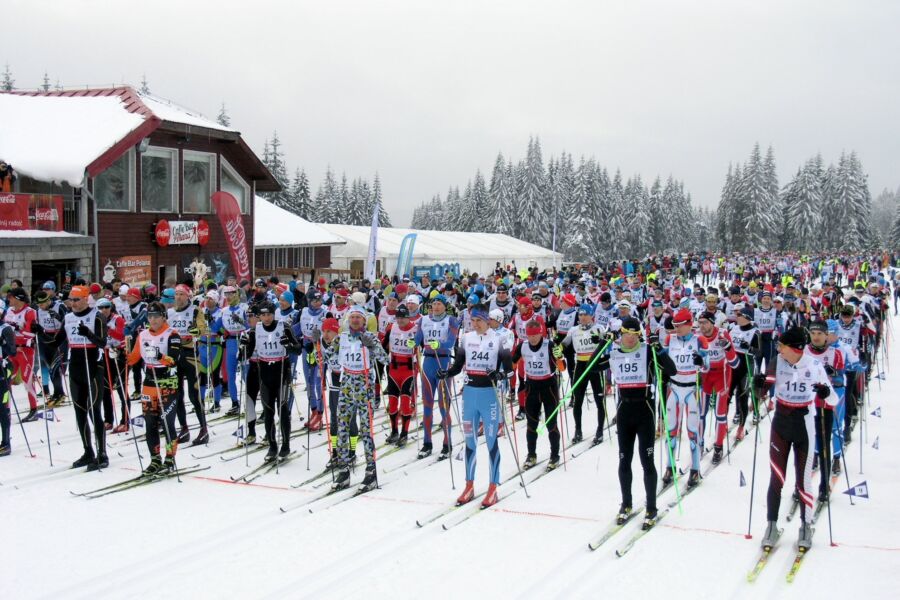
85,116,161,178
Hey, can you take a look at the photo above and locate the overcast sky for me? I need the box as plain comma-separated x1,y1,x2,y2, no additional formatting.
4,0,899,226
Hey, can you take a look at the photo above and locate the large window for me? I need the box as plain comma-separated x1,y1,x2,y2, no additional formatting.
221,158,250,214
141,146,178,213
183,151,215,213
94,150,135,211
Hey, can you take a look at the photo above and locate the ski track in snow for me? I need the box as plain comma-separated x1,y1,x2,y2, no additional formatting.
3,314,898,599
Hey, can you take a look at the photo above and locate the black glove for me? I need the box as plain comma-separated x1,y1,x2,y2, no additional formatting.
813,383,830,400
31,322,44,336
692,353,704,366
648,332,659,346
435,368,448,380
487,369,505,382
361,333,377,349
77,322,93,337
590,332,601,344
753,373,767,389
736,339,750,351
280,333,291,347
303,341,314,354
824,365,837,377
717,337,732,351
239,331,251,347
604,331,616,343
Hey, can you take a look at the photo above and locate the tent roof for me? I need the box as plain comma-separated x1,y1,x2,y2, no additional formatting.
253,197,346,247
318,224,561,261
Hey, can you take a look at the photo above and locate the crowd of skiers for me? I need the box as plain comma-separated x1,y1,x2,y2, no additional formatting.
0,250,894,547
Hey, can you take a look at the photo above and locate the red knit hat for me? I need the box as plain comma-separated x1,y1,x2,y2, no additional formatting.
322,318,340,333
672,308,693,326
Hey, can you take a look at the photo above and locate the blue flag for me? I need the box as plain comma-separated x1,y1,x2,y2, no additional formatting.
130,415,145,427
233,425,244,438
873,436,879,450
740,471,746,487
37,409,55,420
843,481,869,499
875,372,885,380
871,407,882,418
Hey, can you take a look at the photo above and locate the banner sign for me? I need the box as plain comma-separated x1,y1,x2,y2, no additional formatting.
101,255,152,287
154,219,210,247
0,193,64,231
210,192,251,283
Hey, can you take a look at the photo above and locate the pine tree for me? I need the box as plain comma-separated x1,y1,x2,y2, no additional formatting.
763,145,782,235
372,173,391,227
444,186,462,231
217,102,231,127
606,169,628,259
565,157,594,260
311,167,339,223
590,166,610,259
489,153,508,234
519,137,547,245
648,176,665,254
457,181,475,232
889,203,900,250
290,169,311,219
338,174,352,225
626,175,651,257
139,75,150,94
782,160,822,251
716,165,735,252
1,63,14,91
41,71,50,92
262,131,291,210
739,143,776,252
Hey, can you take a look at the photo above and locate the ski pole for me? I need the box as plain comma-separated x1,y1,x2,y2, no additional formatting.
435,353,456,490
492,378,529,498
745,352,761,538
306,351,312,471
362,346,379,488
274,356,284,475
539,338,613,433
821,407,836,547
34,337,53,466
652,347,682,513
553,373,567,470
149,366,180,482
7,384,35,458
113,347,143,470
102,349,118,436
82,347,102,472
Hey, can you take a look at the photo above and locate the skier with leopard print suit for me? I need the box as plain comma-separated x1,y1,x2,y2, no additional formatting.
322,305,388,492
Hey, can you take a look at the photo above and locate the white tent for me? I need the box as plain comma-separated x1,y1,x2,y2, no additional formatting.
318,224,562,276
253,196,346,247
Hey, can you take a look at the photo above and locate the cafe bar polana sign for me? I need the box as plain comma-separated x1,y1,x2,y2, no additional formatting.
153,219,210,247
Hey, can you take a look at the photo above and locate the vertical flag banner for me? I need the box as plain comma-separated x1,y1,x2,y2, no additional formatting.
365,201,379,282
211,191,251,283
396,233,418,277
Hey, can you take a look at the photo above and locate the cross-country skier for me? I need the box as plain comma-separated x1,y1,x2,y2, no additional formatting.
414,294,459,459
515,320,561,470
381,304,418,446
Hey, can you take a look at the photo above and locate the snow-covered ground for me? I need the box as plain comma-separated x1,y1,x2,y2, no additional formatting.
2,316,897,599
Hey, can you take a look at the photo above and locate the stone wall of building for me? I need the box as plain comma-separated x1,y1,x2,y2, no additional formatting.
0,236,94,290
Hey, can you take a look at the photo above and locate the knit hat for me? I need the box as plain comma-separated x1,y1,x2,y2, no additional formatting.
672,308,693,326
322,318,340,333
808,321,828,334
348,305,367,317
738,305,754,321
826,319,840,334
489,308,505,322
620,316,641,334
560,293,577,307
779,326,808,351
577,303,595,316
395,305,410,319
281,291,294,304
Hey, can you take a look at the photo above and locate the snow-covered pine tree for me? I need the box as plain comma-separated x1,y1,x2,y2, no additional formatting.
469,170,489,230
217,103,231,127
738,143,776,252
41,72,50,92
648,176,665,254
313,167,340,223
763,145,782,235
444,186,463,231
457,181,476,232
606,169,628,259
847,152,874,248
716,165,735,252
265,131,291,209
590,166,610,259
660,176,686,252
2,63,14,91
519,137,547,246
889,203,900,250
139,75,150,94
338,174,352,225
871,187,899,246
427,194,445,230
555,153,576,247
566,156,595,261
782,159,822,251
489,153,508,234
625,175,651,257
372,173,391,227
292,169,311,219
819,163,843,249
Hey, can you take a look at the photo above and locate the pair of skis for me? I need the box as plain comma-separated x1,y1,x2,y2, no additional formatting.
69,464,210,499
230,452,298,483
747,528,810,583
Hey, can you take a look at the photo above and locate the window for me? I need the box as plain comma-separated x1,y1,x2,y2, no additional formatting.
183,151,215,213
221,158,249,214
141,146,178,213
94,150,135,211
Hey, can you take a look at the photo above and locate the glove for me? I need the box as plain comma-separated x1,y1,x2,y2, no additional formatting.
604,331,616,343
824,364,837,377
486,369,505,382
648,332,659,346
753,373,767,389
406,339,416,349
813,383,830,400
160,354,175,367
311,329,322,343
361,333,378,349
188,327,201,338
77,322,93,337
31,322,44,336
552,345,563,359
736,339,750,351
590,332,601,344
238,331,251,346
717,337,732,351
436,368,448,380
692,353,704,366
280,333,291,347
306,349,317,365
428,340,440,350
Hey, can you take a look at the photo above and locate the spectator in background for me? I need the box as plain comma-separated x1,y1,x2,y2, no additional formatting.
0,161,16,192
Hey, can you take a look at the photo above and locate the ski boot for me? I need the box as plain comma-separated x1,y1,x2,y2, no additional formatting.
761,520,780,549
591,432,604,447
515,408,526,421
226,404,240,417
642,509,659,531
616,504,633,525
523,453,537,470
456,480,475,505
264,447,278,463
72,453,95,469
192,427,209,446
177,426,191,444
417,443,433,459
832,457,841,475
278,444,291,459
396,432,408,447
241,434,257,447
735,426,745,441
104,422,113,431
332,468,351,491
0,444,10,457
687,469,701,488
661,468,674,488
546,455,560,472
359,464,378,492
571,430,583,445
798,522,814,550
111,422,129,434
86,453,109,472
817,488,829,503
732,412,740,425
21,409,38,423
481,483,499,508
209,404,221,414
844,426,852,444
163,456,176,472
325,450,339,470
711,445,723,465
438,444,451,460
142,456,164,476
385,430,399,445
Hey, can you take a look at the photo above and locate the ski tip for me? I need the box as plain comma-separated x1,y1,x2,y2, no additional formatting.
614,550,624,558
744,534,753,539
441,523,450,531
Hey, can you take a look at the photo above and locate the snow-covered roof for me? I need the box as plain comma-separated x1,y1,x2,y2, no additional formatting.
0,92,147,186
0,229,90,239
319,223,562,261
138,92,237,133
253,196,346,247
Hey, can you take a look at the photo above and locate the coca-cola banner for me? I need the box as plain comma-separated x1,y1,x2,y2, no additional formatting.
154,219,210,247
0,193,63,231
210,191,250,282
